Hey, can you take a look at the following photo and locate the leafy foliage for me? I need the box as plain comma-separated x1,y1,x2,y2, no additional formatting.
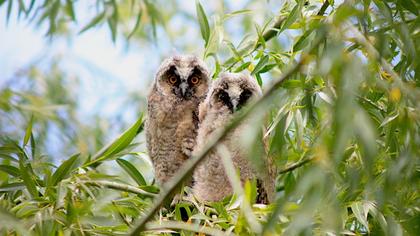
1,0,419,235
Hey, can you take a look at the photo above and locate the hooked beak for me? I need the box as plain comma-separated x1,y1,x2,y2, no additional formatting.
231,98,239,112
179,82,188,97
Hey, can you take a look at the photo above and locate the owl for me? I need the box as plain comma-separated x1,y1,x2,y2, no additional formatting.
193,72,275,204
145,55,210,185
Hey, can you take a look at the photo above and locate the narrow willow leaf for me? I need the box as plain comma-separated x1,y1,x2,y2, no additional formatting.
17,0,26,14
317,92,333,104
30,133,35,158
107,18,117,43
47,0,60,35
279,3,300,33
116,158,147,186
86,115,144,166
293,31,315,52
65,0,76,21
27,0,35,13
108,0,119,43
79,11,106,34
351,201,370,233
18,158,38,198
6,0,12,24
128,9,142,39
251,55,269,75
23,115,33,146
0,182,26,192
398,0,418,16
234,61,251,72
0,165,20,177
196,0,210,46
51,154,80,186
138,185,160,194
255,73,263,86
223,9,252,20
259,63,277,73
380,112,399,127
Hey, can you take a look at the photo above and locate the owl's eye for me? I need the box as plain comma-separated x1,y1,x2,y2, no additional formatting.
190,76,200,85
168,75,178,84
239,89,252,105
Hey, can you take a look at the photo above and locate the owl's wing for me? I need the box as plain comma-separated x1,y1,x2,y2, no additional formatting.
145,90,162,160
259,126,277,204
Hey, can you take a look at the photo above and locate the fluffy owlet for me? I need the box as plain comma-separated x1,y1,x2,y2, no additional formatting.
146,55,210,185
193,72,275,204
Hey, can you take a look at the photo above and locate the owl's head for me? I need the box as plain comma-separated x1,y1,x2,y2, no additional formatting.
155,55,210,100
206,72,262,114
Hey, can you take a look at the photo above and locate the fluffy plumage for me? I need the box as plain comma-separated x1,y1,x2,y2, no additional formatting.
193,72,275,203
146,55,210,185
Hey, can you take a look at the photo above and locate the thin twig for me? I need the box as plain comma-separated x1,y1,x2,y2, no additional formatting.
128,27,328,235
317,0,330,16
278,157,314,175
80,180,156,197
145,221,232,236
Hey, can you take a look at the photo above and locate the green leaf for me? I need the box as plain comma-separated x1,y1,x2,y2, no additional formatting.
128,9,142,39
51,154,80,186
0,165,20,177
6,0,12,24
138,185,160,194
108,0,119,43
196,0,210,46
255,73,263,86
223,9,252,20
279,3,300,33
251,55,269,75
234,61,251,73
18,157,38,198
79,11,106,34
398,0,418,16
116,158,147,186
85,115,144,167
293,31,315,52
351,201,370,232
65,0,76,21
0,182,26,192
259,63,277,73
23,115,33,146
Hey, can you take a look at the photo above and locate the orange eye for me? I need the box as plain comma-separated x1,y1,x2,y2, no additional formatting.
190,76,199,85
168,76,178,84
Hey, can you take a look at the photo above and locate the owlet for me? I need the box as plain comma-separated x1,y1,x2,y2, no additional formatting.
193,72,275,203
146,55,210,185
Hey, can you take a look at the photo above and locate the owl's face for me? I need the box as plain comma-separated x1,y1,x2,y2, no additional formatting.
155,55,210,100
208,73,262,113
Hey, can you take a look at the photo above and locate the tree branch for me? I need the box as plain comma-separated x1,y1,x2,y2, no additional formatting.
317,0,330,16
80,180,156,197
145,221,233,236
278,157,314,175
129,27,328,235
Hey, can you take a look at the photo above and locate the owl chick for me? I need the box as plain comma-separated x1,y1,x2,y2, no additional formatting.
146,55,210,185
193,72,275,204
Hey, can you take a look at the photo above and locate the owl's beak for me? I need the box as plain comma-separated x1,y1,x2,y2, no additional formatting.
231,98,239,112
179,82,189,97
